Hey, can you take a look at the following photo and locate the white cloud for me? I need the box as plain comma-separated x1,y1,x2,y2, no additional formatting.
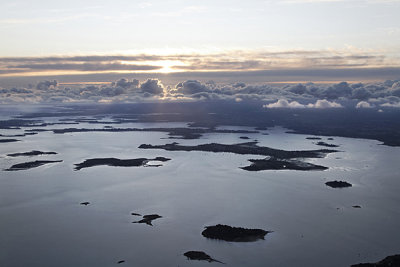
263,99,306,108
381,102,400,108
356,101,373,108
308,99,342,108
264,99,342,109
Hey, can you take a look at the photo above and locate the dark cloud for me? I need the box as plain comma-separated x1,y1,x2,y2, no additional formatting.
232,82,246,88
0,88,33,94
173,60,262,71
352,87,372,100
113,78,140,89
390,82,400,97
174,80,209,94
0,55,162,63
10,63,161,72
322,82,353,99
287,83,307,95
36,80,57,90
0,69,28,75
99,86,126,97
140,79,164,95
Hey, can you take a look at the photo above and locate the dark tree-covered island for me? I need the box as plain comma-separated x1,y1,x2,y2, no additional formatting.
325,181,353,188
132,214,162,226
74,157,170,170
241,157,328,171
351,254,400,267
138,141,337,159
202,224,271,242
7,150,57,157
184,251,224,264
139,142,335,171
5,160,63,171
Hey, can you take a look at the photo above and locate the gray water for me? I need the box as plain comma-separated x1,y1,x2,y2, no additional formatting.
1,120,400,267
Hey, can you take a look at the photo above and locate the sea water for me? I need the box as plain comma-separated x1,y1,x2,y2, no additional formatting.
0,118,399,267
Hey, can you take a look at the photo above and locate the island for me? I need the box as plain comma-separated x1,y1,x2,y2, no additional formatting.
7,150,57,157
325,180,352,188
351,254,400,267
138,142,337,159
0,118,78,129
0,139,20,143
201,224,271,242
241,157,328,171
184,251,224,264
0,132,37,137
74,157,170,170
315,141,339,148
48,127,258,140
132,214,162,226
5,160,63,171
0,119,42,129
306,137,322,140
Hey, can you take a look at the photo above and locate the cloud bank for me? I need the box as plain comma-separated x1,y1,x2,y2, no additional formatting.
1,78,400,109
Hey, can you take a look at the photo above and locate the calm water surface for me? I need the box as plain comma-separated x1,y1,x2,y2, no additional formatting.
1,119,399,267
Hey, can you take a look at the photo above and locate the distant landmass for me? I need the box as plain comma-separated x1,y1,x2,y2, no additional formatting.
2,101,399,146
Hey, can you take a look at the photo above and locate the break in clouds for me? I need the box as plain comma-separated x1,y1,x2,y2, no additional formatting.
1,78,400,109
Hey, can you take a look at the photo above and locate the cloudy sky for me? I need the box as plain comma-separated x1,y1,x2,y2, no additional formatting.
1,0,400,82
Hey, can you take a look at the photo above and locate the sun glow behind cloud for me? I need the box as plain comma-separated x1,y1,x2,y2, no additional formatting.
121,60,187,74
116,59,187,74
157,60,187,73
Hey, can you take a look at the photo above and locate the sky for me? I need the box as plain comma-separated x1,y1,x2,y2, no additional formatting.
0,0,400,82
